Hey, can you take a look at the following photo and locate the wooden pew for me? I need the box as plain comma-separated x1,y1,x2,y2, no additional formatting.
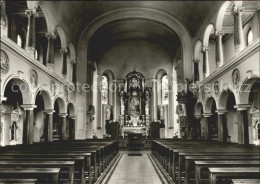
0,161,75,184
194,160,260,184
208,167,260,184
0,168,61,184
0,179,38,184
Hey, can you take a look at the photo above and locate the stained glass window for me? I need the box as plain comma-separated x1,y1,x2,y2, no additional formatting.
162,75,169,104
17,35,22,48
247,28,253,46
101,76,108,104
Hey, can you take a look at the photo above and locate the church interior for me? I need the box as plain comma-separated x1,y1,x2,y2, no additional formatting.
0,0,260,183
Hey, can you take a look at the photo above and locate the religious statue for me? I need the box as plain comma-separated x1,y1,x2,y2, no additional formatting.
129,77,140,89
106,106,112,120
145,101,149,115
232,69,240,88
129,98,140,113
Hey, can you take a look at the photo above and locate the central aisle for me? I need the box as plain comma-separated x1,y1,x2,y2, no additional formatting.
106,152,163,184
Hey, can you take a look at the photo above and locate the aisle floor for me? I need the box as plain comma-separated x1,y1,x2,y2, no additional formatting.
107,152,162,184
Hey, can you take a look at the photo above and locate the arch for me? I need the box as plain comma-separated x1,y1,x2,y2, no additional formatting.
36,2,55,32
194,40,202,61
53,97,66,114
55,25,68,49
102,70,115,81
194,102,204,116
68,42,76,61
78,8,193,78
34,89,52,109
204,97,217,114
203,24,215,47
154,69,167,79
239,76,260,104
218,90,236,109
67,103,76,117
215,1,232,31
2,76,33,104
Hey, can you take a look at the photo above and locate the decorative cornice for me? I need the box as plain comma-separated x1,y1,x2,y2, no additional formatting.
25,9,39,18
21,104,37,110
234,104,251,111
45,32,57,39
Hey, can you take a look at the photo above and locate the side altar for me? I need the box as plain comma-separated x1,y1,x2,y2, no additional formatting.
119,69,151,138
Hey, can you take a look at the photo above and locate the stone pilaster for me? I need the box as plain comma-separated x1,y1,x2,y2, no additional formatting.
203,113,212,141
193,59,200,82
21,104,37,144
216,109,227,142
43,109,55,142
201,47,210,78
215,31,224,67
152,79,158,121
234,104,250,144
59,113,67,141
232,6,245,52
71,59,77,83
112,79,118,122
46,32,57,71
25,9,38,57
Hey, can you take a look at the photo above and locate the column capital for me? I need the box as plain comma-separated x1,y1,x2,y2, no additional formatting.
216,109,228,115
215,31,225,37
234,104,251,111
45,32,57,39
71,59,77,64
232,6,245,14
151,79,157,83
0,96,7,104
203,113,212,118
60,48,68,54
69,115,76,119
58,113,67,117
193,59,200,63
43,109,55,114
201,46,210,52
21,104,37,110
25,9,39,18
195,115,202,119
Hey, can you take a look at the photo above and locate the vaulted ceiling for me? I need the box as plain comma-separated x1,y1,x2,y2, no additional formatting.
42,1,224,42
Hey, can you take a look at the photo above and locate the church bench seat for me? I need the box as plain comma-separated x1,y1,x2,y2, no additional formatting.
208,167,260,184
232,179,260,184
0,168,61,184
0,179,38,184
194,161,260,184
0,161,75,184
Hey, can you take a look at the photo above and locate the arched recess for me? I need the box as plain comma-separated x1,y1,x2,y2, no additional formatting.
194,102,204,117
204,97,218,114
215,1,232,32
78,8,193,82
36,1,56,32
239,76,260,105
52,97,66,140
33,90,52,143
102,70,114,105
203,24,215,47
55,25,68,49
218,89,236,110
53,97,66,114
155,69,167,105
68,42,76,61
2,76,33,105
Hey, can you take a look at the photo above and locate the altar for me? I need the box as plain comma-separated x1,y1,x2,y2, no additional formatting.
119,69,151,138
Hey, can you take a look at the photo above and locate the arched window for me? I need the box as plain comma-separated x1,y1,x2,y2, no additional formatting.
162,75,169,104
247,28,253,46
101,76,108,104
17,34,22,48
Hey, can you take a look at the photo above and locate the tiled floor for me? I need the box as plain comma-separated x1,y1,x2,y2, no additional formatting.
107,152,162,184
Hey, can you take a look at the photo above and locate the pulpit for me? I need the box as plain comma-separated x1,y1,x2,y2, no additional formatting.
119,69,151,138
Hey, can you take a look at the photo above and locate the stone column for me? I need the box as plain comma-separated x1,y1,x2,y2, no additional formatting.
43,109,55,142
215,31,224,67
193,59,200,82
59,113,67,141
234,104,250,144
69,116,76,140
46,32,57,71
194,115,202,140
168,75,174,129
72,59,77,83
112,80,118,122
93,75,102,130
203,113,212,141
1,0,7,37
201,47,210,77
60,48,68,79
25,9,38,57
232,6,245,52
21,104,37,144
152,79,158,121
216,109,227,142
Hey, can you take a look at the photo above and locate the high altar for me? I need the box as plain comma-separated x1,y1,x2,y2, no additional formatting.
119,69,151,137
